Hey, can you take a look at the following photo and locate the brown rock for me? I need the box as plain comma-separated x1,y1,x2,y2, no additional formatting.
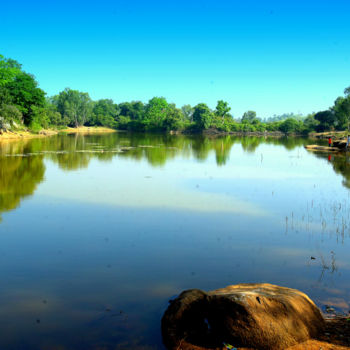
162,283,325,350
161,289,213,349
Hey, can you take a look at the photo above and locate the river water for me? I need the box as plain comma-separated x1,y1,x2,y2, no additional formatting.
0,132,349,349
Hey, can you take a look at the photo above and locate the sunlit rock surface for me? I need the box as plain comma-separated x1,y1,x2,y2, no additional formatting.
162,283,325,350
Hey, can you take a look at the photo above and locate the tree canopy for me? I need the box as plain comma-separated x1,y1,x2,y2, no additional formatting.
1,53,350,135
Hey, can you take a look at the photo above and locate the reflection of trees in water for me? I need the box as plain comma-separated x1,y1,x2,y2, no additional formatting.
3,133,313,171
313,152,350,189
0,134,321,218
240,136,309,153
241,137,261,153
0,141,45,220
331,155,350,189
212,136,235,165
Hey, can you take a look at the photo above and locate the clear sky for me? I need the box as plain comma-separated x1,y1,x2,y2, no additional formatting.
1,0,350,118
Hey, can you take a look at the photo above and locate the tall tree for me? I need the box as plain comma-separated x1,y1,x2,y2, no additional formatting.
93,99,117,118
162,104,183,131
241,110,257,123
193,103,213,130
333,87,350,131
118,101,144,120
144,97,169,130
181,104,194,122
0,55,21,87
92,99,118,127
314,110,335,131
6,72,46,125
215,100,231,119
55,88,92,127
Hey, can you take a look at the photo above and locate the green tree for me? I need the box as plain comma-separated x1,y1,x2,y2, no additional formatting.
55,88,92,127
215,100,231,119
93,99,118,119
45,99,67,126
118,101,144,120
144,97,169,130
333,88,350,131
0,55,22,87
193,103,213,130
6,72,46,125
278,118,303,133
303,114,319,132
181,104,194,122
314,110,335,131
162,104,184,131
29,105,51,131
91,99,118,127
0,104,22,130
241,110,257,123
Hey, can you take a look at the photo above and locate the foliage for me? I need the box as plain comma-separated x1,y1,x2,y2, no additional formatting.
264,113,304,123
90,99,118,127
181,104,194,122
0,55,22,87
215,100,231,119
241,110,258,123
193,103,213,130
314,110,335,132
29,105,50,131
303,114,319,133
278,118,304,133
143,97,169,130
0,104,22,123
54,88,93,127
6,72,46,125
118,101,144,121
1,53,350,135
333,90,350,131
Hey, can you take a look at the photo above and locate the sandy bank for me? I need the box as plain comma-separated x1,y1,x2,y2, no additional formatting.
0,127,116,142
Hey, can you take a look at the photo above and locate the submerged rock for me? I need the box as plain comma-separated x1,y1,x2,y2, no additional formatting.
161,283,325,350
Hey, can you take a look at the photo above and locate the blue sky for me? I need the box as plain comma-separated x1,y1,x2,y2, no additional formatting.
1,0,350,118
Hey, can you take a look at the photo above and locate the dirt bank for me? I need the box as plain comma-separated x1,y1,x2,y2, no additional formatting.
62,126,116,134
0,126,116,142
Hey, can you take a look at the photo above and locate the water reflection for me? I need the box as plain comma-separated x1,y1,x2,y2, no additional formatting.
1,133,349,219
1,133,317,168
313,152,350,189
0,141,45,221
1,133,350,349
0,134,318,219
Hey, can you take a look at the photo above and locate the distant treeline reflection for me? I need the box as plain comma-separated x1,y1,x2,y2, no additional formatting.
1,134,349,219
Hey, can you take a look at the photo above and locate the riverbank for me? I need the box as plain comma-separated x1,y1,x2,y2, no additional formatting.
309,131,349,139
62,126,117,134
1,126,349,143
0,126,116,142
201,129,286,137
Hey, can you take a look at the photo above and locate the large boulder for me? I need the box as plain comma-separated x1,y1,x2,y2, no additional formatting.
162,283,325,350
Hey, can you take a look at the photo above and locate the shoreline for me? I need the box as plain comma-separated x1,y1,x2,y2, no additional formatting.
0,126,348,143
0,126,117,142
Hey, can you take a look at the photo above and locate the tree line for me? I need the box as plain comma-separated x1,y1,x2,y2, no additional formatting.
1,54,350,134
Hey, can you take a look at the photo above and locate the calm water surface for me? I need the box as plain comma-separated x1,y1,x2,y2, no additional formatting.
1,133,350,349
